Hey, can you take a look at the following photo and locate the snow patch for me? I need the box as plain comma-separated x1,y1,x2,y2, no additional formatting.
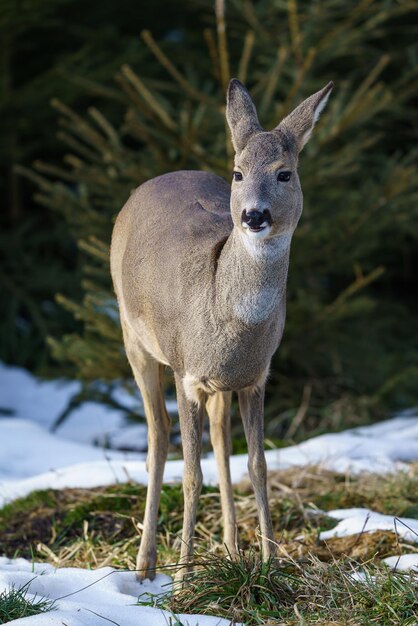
320,508,418,543
1,366,418,506
0,557,234,626
383,553,418,572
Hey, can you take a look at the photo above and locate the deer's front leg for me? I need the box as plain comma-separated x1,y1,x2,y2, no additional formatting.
238,384,275,558
206,391,238,556
174,373,204,581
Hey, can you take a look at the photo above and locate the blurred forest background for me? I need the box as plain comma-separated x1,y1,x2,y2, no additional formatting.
1,0,417,440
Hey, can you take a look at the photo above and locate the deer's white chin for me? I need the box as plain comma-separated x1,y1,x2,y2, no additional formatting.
242,222,272,240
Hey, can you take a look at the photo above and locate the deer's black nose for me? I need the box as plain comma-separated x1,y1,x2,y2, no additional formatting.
241,209,272,229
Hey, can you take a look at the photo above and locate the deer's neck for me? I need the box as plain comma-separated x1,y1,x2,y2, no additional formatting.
215,227,291,326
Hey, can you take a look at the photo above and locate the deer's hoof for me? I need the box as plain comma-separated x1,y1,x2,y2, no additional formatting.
136,549,157,582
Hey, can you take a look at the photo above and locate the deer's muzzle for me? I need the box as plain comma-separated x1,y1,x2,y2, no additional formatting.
241,209,272,231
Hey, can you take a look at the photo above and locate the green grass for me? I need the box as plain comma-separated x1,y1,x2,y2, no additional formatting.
167,549,296,622
0,581,55,623
154,550,418,625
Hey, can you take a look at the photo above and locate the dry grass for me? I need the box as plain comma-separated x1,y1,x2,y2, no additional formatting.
1,464,417,624
1,464,417,570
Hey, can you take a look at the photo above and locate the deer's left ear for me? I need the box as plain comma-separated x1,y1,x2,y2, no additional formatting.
277,82,333,152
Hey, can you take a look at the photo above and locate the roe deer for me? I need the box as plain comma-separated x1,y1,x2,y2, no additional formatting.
110,79,333,581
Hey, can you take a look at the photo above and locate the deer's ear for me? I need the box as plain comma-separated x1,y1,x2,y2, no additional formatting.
277,82,333,152
226,79,262,153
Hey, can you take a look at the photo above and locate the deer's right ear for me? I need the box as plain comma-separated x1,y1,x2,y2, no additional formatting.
226,79,262,153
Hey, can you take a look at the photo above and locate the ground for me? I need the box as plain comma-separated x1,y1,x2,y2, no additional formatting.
0,364,417,624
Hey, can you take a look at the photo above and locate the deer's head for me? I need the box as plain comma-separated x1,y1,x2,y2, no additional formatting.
226,79,333,245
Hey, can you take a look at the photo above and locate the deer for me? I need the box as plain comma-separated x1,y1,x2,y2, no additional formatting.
110,78,333,582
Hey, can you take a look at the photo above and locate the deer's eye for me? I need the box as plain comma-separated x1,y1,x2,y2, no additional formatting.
233,171,243,182
277,171,292,182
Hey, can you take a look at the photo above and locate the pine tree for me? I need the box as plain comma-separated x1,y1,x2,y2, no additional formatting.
0,0,206,372
21,0,418,436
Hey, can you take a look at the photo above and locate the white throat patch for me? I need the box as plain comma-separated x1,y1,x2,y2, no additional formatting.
233,284,280,325
233,230,292,325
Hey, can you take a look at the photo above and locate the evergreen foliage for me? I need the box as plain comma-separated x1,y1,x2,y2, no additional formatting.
0,0,206,372
21,0,418,436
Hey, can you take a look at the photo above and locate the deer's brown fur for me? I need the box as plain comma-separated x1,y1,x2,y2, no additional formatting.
110,79,333,581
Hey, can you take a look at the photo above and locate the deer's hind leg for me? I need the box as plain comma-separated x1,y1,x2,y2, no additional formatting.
123,324,171,581
206,391,238,555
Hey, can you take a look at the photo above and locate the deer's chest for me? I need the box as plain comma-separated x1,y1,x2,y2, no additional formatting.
182,313,283,398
